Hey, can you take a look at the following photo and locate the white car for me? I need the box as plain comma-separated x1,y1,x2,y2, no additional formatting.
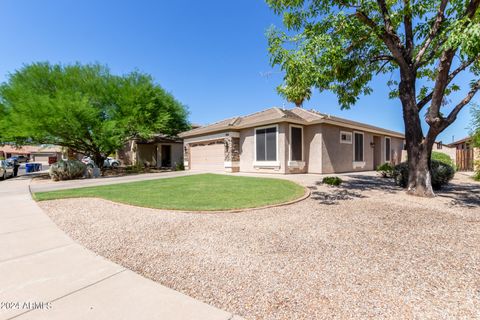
0,160,14,180
81,156,120,168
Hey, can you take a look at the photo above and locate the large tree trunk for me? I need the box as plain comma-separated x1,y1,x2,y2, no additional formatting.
405,139,435,197
399,70,436,197
91,151,105,173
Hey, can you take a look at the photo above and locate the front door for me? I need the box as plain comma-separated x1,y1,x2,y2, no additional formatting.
161,145,172,167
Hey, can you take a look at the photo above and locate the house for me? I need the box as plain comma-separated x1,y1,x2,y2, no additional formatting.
432,141,456,162
0,144,63,164
117,134,183,169
179,107,404,174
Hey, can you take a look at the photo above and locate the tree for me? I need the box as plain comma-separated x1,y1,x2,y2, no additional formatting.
0,62,189,168
267,0,480,197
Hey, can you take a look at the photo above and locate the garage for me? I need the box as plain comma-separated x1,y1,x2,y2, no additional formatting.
190,141,225,171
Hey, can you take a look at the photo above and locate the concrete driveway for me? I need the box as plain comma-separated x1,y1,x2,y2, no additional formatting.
0,177,242,320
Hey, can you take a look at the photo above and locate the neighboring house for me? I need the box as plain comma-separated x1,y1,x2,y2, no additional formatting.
117,134,183,169
0,144,63,163
433,141,456,162
179,107,404,174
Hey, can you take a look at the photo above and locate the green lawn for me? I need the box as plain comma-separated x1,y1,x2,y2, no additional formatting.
34,173,305,211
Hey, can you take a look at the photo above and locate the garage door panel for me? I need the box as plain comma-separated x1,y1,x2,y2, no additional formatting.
190,142,224,171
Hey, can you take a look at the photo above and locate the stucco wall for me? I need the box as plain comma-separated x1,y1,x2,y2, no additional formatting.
432,144,456,162
239,123,287,173
170,143,184,168
320,124,403,173
304,124,323,174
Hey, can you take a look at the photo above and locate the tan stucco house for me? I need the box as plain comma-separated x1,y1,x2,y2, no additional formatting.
117,134,183,169
179,107,405,174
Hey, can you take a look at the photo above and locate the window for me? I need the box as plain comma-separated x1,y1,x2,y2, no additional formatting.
340,131,352,144
255,126,277,161
290,126,303,161
385,137,391,162
354,132,364,162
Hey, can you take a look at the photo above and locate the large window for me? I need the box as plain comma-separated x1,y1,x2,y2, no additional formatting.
255,126,277,161
290,126,303,161
385,137,391,162
354,132,364,162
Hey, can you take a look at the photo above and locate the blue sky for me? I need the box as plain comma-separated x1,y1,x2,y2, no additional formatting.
0,0,475,143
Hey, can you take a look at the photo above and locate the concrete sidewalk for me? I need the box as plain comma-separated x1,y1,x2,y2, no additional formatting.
0,178,242,320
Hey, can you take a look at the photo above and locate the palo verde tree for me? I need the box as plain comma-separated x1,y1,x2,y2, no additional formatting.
267,0,480,197
0,62,189,168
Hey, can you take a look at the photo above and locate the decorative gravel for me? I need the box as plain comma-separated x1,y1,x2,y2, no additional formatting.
39,173,480,319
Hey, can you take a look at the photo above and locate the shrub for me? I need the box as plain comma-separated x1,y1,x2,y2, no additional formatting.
431,151,456,169
175,162,185,171
125,164,145,173
392,160,455,190
322,176,343,186
474,161,480,181
376,162,394,178
49,160,86,181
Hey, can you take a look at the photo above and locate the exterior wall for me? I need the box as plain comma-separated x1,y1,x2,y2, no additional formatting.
304,124,323,173
156,143,183,168
432,143,456,162
239,123,287,173
117,141,135,165
320,124,403,174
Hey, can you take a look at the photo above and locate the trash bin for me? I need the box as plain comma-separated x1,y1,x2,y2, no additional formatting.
25,163,34,173
34,163,42,171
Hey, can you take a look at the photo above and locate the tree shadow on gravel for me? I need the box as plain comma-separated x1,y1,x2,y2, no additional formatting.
437,179,480,208
310,189,366,205
310,175,399,205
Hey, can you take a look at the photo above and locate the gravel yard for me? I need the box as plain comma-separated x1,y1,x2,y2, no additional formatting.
39,172,480,319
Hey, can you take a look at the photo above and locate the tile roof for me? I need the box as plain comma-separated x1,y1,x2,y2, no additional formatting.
179,107,404,138
0,144,62,154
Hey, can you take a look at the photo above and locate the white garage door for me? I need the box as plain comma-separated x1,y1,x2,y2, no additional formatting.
190,141,225,171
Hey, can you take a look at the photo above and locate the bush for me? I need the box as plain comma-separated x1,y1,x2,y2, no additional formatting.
125,164,145,173
474,161,480,181
175,162,185,171
49,160,86,181
322,176,343,186
376,162,394,178
431,151,456,169
392,160,455,190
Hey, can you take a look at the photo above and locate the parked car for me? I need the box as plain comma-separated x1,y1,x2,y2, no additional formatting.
7,155,29,163
0,160,14,180
81,156,120,168
104,157,120,168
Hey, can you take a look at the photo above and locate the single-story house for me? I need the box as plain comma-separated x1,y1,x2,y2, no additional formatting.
117,134,183,169
179,107,405,174
0,144,63,164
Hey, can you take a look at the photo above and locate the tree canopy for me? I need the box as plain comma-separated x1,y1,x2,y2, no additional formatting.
267,0,480,196
0,63,189,166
